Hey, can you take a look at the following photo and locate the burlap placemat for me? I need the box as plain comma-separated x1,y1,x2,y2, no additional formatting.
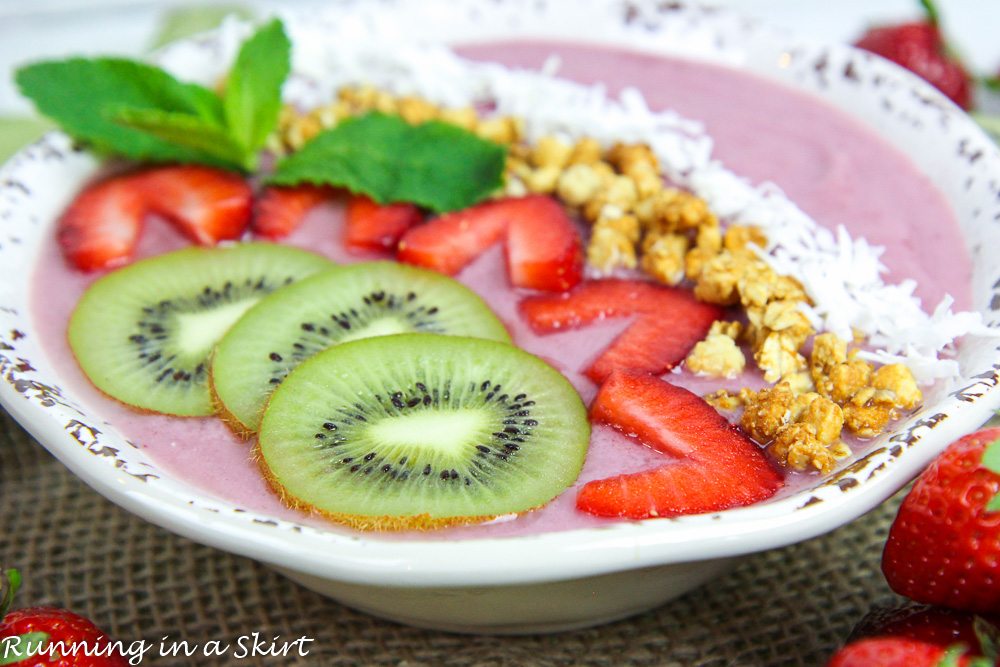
0,405,905,666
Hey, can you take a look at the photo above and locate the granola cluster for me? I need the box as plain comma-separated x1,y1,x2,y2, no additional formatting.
507,137,722,289
272,85,523,153
685,321,745,379
276,85,925,475
707,332,922,473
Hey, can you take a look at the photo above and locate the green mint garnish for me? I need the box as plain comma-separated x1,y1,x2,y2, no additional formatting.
16,20,503,210
112,107,249,167
15,58,227,165
14,19,289,172
268,112,507,213
0,632,48,666
222,18,290,159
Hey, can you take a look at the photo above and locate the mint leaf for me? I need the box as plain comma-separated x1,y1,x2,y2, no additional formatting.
15,58,225,164
224,18,290,155
0,632,48,666
269,113,507,212
114,107,250,170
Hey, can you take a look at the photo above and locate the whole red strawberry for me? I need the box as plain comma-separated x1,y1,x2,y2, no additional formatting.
828,638,978,667
828,603,1000,666
854,0,972,110
0,570,127,666
882,427,1000,613
849,603,997,648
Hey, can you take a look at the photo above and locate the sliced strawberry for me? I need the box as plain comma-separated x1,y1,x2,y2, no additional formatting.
578,372,783,519
519,280,722,382
505,196,583,291
139,165,252,245
590,370,713,459
57,174,145,271
253,184,332,239
397,198,511,274
398,195,583,291
345,195,423,252
847,603,1000,659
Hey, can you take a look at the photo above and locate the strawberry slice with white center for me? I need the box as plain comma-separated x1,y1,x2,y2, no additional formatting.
397,195,583,291
139,165,253,245
505,196,583,291
397,197,511,274
252,184,333,239
345,194,423,252
578,372,783,519
57,174,146,271
519,279,722,382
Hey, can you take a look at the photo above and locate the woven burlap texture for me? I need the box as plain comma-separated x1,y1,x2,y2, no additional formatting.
0,406,906,666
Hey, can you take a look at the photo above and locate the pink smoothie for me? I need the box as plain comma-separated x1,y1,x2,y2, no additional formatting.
29,41,971,539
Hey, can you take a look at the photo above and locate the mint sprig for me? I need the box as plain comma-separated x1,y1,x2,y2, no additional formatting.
269,113,507,213
14,19,289,172
15,58,227,165
15,20,505,212
223,19,290,158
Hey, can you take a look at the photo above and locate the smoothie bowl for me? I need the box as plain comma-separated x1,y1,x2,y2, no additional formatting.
3,0,1000,633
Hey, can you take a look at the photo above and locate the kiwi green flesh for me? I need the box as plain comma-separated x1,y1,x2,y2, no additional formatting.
211,262,511,434
67,244,333,416
258,334,589,528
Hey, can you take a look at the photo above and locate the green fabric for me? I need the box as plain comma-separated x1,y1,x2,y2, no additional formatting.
0,117,55,162
150,5,254,50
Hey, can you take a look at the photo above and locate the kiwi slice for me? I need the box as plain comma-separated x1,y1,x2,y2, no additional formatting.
258,334,589,530
211,261,510,435
68,243,333,416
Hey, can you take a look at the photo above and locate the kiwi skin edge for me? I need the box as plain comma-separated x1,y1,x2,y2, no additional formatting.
208,367,256,441
251,441,506,531
251,380,504,530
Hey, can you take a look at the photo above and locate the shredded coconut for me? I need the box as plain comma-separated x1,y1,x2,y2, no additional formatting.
157,6,994,382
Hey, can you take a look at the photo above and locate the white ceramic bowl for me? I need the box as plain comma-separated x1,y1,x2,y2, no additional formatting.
3,0,1000,634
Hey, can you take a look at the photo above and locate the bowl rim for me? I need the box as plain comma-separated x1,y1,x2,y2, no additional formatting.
3,0,1000,588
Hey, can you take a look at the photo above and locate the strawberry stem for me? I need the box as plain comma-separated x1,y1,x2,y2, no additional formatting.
0,569,20,619
0,632,49,666
975,615,1000,662
919,0,941,27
